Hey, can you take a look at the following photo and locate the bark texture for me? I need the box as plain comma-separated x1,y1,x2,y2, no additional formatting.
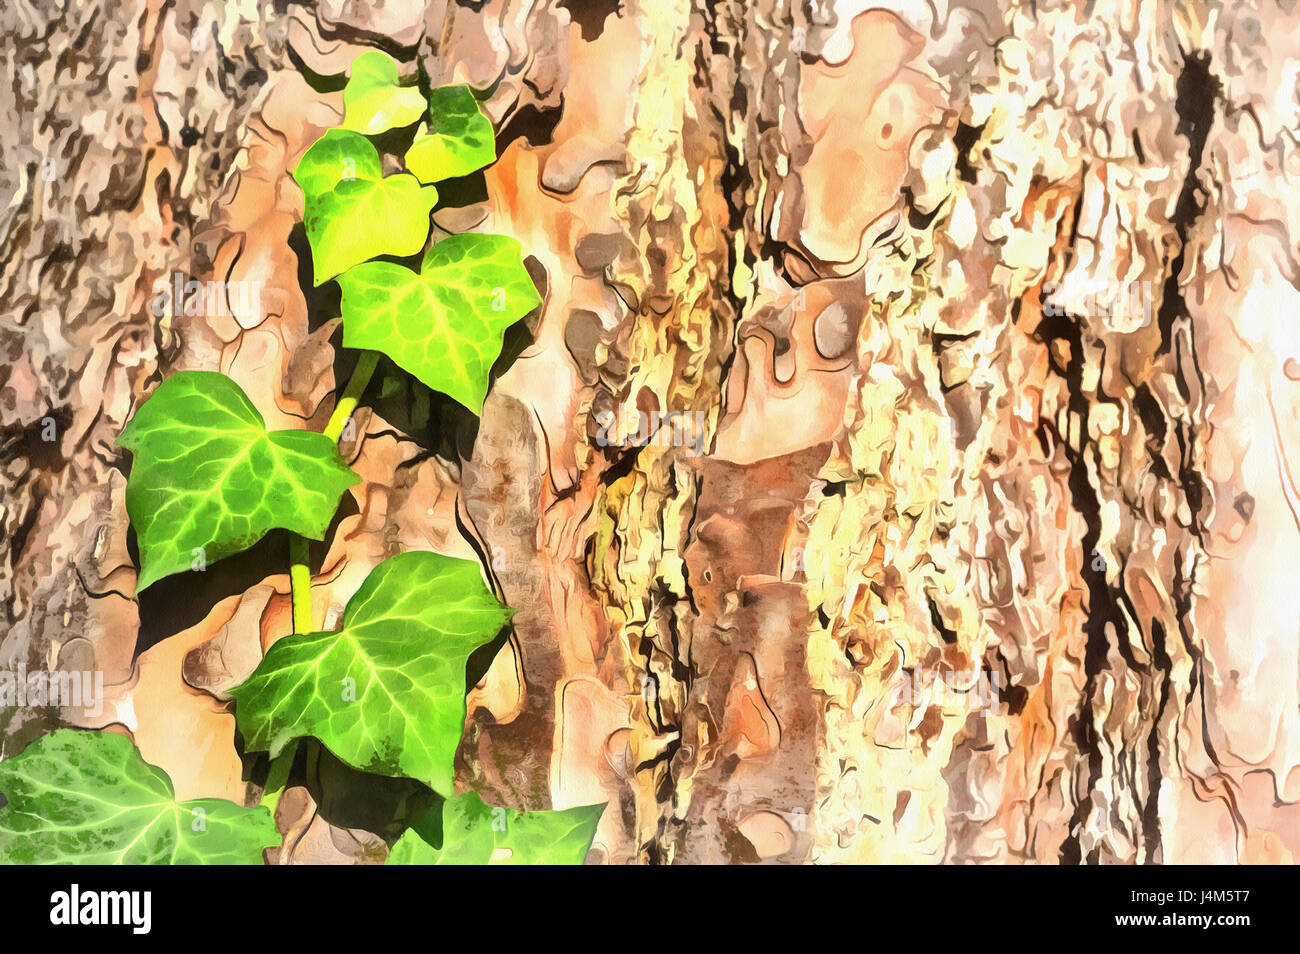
2,0,1297,864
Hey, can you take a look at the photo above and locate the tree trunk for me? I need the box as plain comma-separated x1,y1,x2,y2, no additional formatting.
2,0,1296,864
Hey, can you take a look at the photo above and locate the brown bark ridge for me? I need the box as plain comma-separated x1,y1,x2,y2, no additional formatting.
1,0,1296,864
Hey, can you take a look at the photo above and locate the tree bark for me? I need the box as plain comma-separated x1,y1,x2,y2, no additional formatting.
1,0,1296,864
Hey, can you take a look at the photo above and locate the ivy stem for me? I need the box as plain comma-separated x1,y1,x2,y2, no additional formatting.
259,742,298,816
324,350,380,442
289,535,313,635
287,351,379,636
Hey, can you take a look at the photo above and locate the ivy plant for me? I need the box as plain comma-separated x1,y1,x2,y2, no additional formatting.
118,371,359,591
0,51,603,866
0,731,277,864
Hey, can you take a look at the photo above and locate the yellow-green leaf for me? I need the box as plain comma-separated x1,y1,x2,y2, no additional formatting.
336,233,540,412
387,793,605,865
294,129,438,285
405,85,496,183
230,551,511,796
340,50,427,136
117,371,358,591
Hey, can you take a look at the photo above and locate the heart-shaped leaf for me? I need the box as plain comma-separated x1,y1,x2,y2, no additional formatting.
405,85,496,183
0,730,278,864
336,233,541,412
118,371,359,591
230,551,511,795
340,50,427,136
294,129,438,285
387,793,604,865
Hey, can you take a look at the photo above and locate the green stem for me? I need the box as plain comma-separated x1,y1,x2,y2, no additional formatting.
289,534,312,635
287,352,379,637
260,743,298,814
324,350,380,442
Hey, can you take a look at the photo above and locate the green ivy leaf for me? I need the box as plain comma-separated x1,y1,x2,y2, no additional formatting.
294,127,382,196
340,50,427,136
118,371,358,591
387,793,605,865
294,129,438,285
405,85,496,183
0,730,278,864
336,233,540,412
230,551,511,796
